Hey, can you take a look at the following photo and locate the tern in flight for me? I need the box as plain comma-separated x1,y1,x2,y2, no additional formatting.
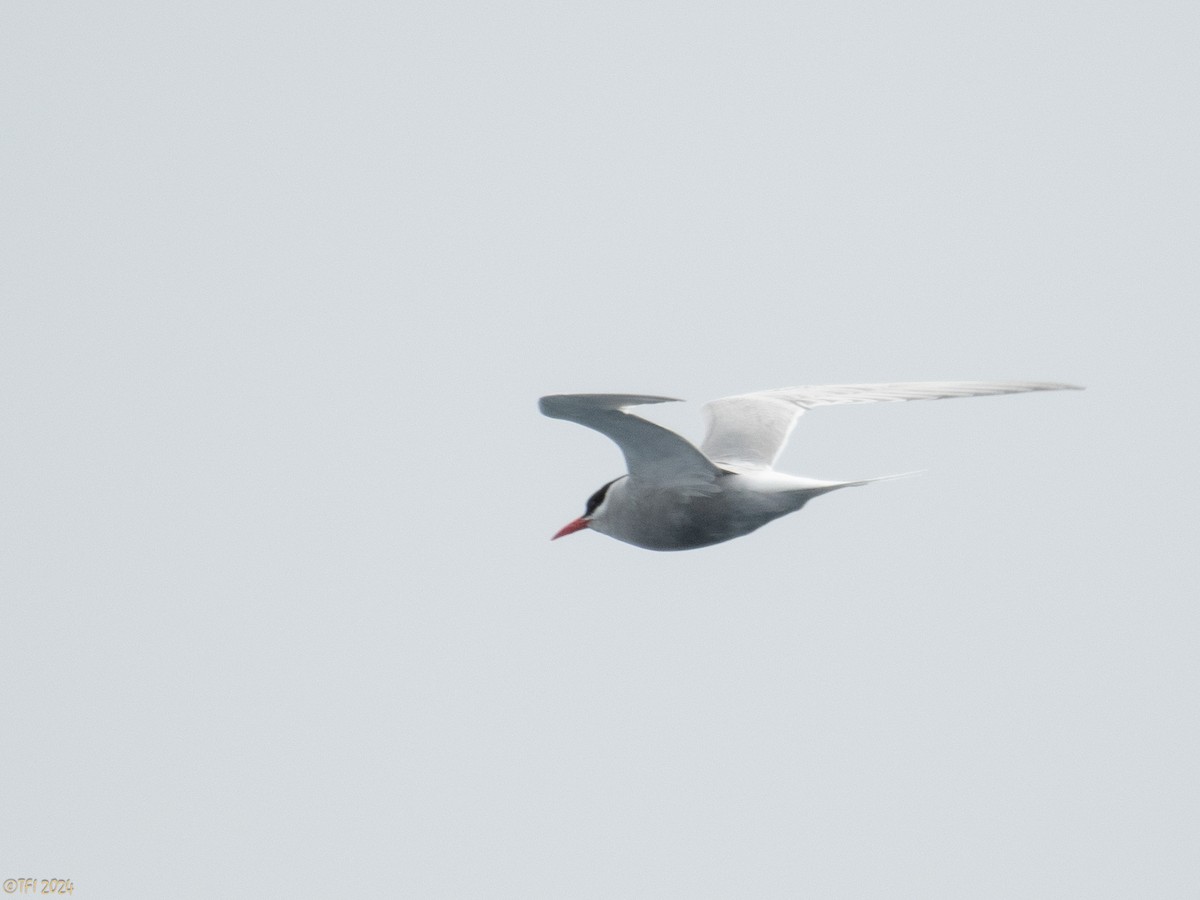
540,381,1081,551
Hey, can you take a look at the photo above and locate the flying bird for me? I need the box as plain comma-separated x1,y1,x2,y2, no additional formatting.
540,381,1082,551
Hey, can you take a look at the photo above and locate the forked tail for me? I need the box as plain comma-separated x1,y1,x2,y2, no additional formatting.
798,470,924,500
841,470,925,488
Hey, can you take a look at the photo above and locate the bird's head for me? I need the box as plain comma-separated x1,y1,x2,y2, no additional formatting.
551,477,620,541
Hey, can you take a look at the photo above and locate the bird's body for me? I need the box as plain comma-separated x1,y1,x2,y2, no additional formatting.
539,381,1081,551
589,470,858,550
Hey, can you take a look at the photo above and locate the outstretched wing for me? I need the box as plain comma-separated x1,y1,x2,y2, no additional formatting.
700,381,1083,470
539,393,721,490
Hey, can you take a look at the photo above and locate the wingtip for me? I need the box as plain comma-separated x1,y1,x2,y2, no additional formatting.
538,393,683,418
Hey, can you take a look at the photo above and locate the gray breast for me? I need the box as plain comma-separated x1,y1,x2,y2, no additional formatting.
605,480,802,551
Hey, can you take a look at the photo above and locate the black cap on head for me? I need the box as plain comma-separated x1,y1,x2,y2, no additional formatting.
584,477,621,517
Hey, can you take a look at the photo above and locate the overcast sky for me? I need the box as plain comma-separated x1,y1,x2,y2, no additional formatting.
3,1,1197,897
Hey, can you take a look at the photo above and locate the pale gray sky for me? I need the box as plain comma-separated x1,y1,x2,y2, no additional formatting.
2,1,1197,897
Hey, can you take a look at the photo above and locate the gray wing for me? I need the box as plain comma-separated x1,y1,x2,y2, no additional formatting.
700,381,1083,470
539,393,721,490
